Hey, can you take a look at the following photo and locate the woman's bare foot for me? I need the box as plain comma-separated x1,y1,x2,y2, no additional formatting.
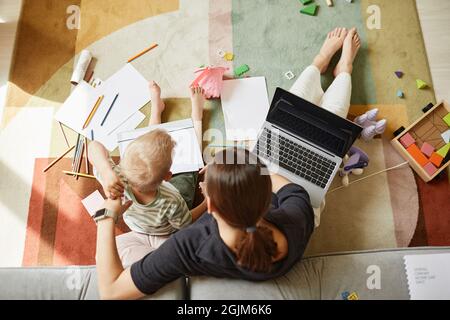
149,80,165,125
190,86,205,122
313,27,348,74
333,27,361,77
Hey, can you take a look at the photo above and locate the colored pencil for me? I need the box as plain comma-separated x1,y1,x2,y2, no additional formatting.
42,145,75,173
82,95,104,129
84,137,89,174
72,134,81,170
58,122,71,148
63,171,96,179
91,129,94,141
101,93,119,126
127,43,158,63
75,138,85,180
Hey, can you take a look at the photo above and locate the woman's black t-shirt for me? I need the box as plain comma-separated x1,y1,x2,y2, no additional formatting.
130,183,315,295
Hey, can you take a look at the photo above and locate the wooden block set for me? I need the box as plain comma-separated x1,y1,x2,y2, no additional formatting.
391,101,450,182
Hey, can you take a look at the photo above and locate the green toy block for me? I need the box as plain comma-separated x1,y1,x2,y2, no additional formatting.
300,4,318,16
234,64,250,77
299,0,313,4
436,142,450,158
443,113,450,127
416,79,428,89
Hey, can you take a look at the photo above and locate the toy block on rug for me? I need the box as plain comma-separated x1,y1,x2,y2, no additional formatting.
395,71,404,78
300,4,318,16
416,79,428,90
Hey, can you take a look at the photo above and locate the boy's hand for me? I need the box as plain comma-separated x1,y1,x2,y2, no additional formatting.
102,171,125,200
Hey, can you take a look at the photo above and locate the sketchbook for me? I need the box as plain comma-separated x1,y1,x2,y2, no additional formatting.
404,253,450,300
117,118,204,175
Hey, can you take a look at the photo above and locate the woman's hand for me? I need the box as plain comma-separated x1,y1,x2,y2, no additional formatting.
103,197,132,217
102,170,125,200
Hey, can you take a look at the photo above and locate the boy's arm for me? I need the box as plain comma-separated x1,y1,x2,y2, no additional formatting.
88,141,125,199
190,199,207,222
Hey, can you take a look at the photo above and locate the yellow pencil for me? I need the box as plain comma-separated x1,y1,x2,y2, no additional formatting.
63,171,96,179
127,43,158,63
43,145,75,173
82,95,104,129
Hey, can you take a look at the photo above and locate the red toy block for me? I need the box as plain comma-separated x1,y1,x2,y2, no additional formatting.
420,142,435,157
423,162,438,177
407,144,429,167
429,152,444,167
400,133,415,148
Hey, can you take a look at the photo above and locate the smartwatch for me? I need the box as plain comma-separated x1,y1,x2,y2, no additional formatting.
93,208,118,224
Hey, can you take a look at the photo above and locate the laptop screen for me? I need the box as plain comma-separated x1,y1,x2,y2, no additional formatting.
266,88,362,158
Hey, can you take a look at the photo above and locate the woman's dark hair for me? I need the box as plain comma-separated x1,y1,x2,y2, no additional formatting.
206,148,277,273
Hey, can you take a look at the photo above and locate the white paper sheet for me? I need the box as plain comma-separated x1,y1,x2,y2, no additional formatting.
117,119,204,175
404,253,450,300
81,190,105,217
93,111,146,151
220,77,270,141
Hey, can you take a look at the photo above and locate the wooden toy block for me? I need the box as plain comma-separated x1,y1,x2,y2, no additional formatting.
436,142,450,158
429,152,444,168
423,162,438,177
326,0,333,7
234,64,250,77
420,142,434,157
399,133,415,148
224,52,234,61
443,113,450,127
347,292,359,300
407,144,429,167
341,291,350,300
284,71,295,80
299,0,313,4
416,79,428,89
442,129,450,143
397,90,404,98
395,71,404,78
300,4,318,16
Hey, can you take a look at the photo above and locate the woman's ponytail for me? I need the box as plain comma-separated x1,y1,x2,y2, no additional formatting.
236,225,277,273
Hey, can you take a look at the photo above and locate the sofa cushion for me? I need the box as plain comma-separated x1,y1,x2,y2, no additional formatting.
190,247,450,300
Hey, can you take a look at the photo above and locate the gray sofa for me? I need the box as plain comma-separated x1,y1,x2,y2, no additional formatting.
1,247,449,300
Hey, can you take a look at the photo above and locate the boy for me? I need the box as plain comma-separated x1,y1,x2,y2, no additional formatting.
89,81,206,266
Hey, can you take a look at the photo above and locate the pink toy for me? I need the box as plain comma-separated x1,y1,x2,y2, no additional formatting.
423,162,437,177
399,133,415,148
420,142,434,157
190,66,228,99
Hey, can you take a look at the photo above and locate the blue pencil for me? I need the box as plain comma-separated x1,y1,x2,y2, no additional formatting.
101,93,119,126
91,129,94,141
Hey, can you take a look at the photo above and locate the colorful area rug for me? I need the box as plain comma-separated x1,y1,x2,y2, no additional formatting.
0,0,448,267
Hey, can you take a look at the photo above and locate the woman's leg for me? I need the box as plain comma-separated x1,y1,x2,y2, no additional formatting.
289,27,347,106
320,28,361,119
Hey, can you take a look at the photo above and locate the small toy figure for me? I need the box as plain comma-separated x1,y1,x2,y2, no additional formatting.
340,146,369,187
354,108,387,141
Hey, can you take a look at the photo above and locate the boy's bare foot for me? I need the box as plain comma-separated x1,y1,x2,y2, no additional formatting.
313,27,347,74
190,86,205,121
333,27,361,77
149,81,165,125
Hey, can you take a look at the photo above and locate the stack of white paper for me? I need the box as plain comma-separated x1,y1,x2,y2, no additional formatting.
220,77,270,141
404,253,450,300
117,118,204,175
55,64,150,151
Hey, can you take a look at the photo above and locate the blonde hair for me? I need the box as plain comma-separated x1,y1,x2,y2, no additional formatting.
120,129,175,193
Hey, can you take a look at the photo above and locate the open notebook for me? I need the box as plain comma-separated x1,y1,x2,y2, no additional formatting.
117,119,204,175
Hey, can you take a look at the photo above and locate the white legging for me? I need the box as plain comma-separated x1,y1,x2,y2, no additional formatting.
289,65,352,119
289,65,352,226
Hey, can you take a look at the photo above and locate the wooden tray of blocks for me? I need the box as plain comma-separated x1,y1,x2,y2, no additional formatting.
391,101,450,182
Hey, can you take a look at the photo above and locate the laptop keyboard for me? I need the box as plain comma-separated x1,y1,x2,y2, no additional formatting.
256,128,336,189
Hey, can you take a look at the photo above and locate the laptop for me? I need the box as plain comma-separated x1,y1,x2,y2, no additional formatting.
254,88,362,208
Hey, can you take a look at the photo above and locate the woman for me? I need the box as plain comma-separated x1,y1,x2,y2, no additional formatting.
95,148,314,299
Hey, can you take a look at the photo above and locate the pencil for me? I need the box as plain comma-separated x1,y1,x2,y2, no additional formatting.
59,122,70,148
127,43,158,63
72,134,81,170
43,145,75,173
84,137,89,174
82,95,104,129
101,93,119,126
63,171,96,179
91,129,94,141
76,139,85,180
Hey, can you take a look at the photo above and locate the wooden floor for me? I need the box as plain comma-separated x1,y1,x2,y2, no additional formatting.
0,1,449,114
